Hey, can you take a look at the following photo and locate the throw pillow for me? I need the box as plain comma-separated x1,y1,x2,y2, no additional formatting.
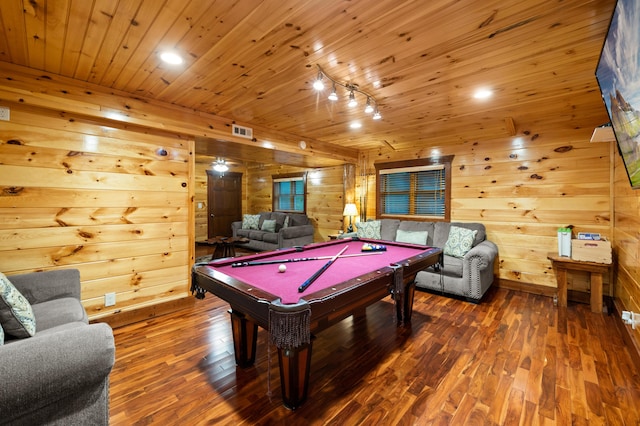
283,216,290,228
242,214,260,230
396,229,428,245
443,226,478,258
357,220,381,239
0,272,36,338
261,219,277,233
0,323,4,345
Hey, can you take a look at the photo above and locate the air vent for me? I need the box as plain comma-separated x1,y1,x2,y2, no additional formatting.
232,124,253,139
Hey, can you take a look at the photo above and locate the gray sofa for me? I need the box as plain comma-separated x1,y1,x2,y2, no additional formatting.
0,269,115,425
232,211,314,251
343,219,498,301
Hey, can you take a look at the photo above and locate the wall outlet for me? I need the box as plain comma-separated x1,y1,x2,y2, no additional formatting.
0,106,10,121
622,310,639,329
105,292,116,307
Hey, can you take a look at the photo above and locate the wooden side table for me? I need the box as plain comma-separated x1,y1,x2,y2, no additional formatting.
197,236,249,260
547,252,611,313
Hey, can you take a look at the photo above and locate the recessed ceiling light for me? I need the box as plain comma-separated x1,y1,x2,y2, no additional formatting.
473,88,493,100
160,51,183,65
350,122,362,129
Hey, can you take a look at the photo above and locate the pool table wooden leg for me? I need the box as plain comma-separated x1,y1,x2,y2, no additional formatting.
229,310,258,367
277,342,313,410
401,283,416,324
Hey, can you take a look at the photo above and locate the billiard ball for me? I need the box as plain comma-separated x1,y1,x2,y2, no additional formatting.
278,264,286,273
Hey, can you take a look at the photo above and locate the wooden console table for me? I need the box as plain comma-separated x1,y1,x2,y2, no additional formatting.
547,252,611,313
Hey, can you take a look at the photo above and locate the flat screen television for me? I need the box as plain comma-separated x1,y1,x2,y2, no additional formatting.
595,0,640,189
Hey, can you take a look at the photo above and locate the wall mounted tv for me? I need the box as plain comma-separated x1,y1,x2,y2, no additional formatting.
595,0,640,189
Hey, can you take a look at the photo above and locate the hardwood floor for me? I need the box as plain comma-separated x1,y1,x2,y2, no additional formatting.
109,286,640,425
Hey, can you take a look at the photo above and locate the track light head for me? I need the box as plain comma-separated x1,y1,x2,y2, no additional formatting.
313,72,324,91
328,84,338,101
364,97,374,114
348,90,358,107
372,109,381,120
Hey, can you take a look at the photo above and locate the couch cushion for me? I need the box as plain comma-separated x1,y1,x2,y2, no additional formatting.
442,255,463,277
236,228,252,238
379,219,400,241
396,229,428,245
0,272,36,338
398,221,434,245
357,220,381,239
261,219,277,233
271,212,288,231
263,232,279,244
31,298,88,332
242,214,261,230
444,226,478,258
258,212,272,229
288,213,309,227
248,230,268,241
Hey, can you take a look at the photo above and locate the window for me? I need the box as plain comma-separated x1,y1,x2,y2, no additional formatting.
375,156,453,221
273,173,306,213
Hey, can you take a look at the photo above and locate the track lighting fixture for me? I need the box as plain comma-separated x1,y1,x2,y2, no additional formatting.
312,64,381,121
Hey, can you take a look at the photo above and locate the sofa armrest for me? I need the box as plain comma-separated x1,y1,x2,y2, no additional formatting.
279,224,314,240
8,269,82,304
462,240,498,268
0,323,115,420
462,240,499,299
231,221,242,237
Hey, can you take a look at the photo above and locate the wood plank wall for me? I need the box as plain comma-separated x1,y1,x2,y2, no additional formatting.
242,163,347,241
613,149,640,347
0,105,194,321
358,130,612,294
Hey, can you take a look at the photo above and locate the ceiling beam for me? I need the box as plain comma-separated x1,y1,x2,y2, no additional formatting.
0,62,359,165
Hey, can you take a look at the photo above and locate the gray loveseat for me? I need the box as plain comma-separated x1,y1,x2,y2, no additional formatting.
0,269,115,425
343,219,498,301
232,211,314,251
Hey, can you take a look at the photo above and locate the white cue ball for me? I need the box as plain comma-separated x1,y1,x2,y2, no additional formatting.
278,264,286,273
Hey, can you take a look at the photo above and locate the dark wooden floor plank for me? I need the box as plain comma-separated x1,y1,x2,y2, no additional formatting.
109,287,640,425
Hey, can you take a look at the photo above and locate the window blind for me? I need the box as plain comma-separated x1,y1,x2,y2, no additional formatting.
380,165,445,218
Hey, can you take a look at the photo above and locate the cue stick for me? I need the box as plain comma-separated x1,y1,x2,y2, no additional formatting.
230,251,382,267
297,246,348,293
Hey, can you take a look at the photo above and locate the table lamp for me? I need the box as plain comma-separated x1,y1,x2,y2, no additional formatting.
342,203,358,233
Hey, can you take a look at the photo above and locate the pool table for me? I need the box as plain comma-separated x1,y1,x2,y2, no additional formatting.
193,237,442,409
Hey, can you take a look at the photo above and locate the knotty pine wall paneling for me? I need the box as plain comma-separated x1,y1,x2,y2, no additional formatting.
613,147,640,349
245,163,346,241
359,129,612,295
0,106,194,322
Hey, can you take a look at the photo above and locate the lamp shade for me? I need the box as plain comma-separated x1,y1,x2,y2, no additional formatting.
342,203,358,217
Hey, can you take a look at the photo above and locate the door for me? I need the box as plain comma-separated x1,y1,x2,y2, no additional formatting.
206,170,242,238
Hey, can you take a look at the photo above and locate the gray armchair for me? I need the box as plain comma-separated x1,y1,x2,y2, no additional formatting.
0,269,115,425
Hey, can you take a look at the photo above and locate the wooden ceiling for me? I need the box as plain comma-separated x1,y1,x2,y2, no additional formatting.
0,0,616,166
